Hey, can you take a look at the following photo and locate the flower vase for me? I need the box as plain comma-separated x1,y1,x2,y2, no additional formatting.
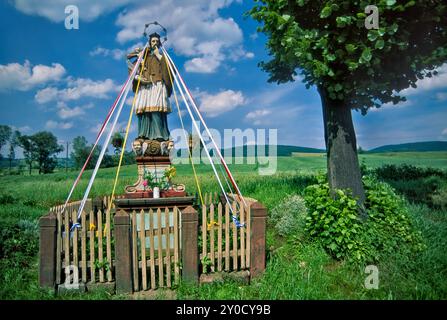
153,187,160,199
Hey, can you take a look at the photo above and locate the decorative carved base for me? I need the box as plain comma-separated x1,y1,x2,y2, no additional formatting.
124,156,185,195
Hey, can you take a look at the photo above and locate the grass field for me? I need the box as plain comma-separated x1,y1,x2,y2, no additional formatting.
0,152,446,299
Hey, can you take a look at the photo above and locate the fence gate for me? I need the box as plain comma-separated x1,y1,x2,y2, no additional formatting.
130,207,181,291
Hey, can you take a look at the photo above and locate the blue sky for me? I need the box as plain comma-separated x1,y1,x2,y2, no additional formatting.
1,0,446,158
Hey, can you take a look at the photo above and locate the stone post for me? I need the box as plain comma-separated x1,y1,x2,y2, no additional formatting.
181,206,199,284
114,210,133,294
250,201,267,278
39,212,57,288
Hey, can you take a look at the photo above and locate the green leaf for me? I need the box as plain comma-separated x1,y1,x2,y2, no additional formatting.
361,48,372,63
282,14,291,22
387,0,396,6
334,83,343,92
375,40,385,50
367,31,378,42
320,6,332,18
345,44,356,53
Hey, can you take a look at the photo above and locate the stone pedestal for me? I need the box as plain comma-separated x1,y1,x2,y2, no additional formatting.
124,156,186,198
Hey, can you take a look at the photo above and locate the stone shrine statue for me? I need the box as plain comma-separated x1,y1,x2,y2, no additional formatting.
126,32,173,157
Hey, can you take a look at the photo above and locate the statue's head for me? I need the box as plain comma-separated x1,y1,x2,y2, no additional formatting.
149,32,161,49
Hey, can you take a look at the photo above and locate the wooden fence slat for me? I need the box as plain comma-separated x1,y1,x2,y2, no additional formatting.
132,211,138,291
97,210,104,282
149,209,156,289
81,211,87,283
225,202,230,272
232,202,238,271
173,207,179,284
210,204,215,273
202,205,207,267
106,209,112,282
56,210,62,284
157,208,164,287
89,210,95,283
217,202,223,272
240,202,245,269
246,203,251,268
72,209,78,275
140,209,147,290
64,209,70,276
165,207,171,288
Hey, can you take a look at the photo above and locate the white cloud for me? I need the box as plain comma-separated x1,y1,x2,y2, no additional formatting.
115,0,247,73
402,63,447,95
11,0,134,22
198,89,246,117
0,60,65,91
245,109,272,125
45,120,73,130
90,47,125,60
442,128,447,136
35,78,119,104
56,102,86,119
369,99,413,113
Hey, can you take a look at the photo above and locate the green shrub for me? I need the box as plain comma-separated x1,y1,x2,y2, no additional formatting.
362,176,425,258
374,164,446,181
385,176,444,207
431,186,447,210
270,195,307,237
304,177,367,261
303,175,425,262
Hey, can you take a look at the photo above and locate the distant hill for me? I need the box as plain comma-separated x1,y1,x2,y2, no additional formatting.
369,141,447,153
222,145,326,157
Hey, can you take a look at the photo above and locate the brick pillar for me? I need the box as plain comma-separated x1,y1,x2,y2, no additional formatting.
250,201,267,278
39,212,57,288
114,210,133,294
181,206,199,284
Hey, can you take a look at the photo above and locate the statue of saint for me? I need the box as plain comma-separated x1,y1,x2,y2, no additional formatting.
127,32,172,144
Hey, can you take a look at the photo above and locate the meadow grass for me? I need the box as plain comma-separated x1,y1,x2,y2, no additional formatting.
0,153,446,299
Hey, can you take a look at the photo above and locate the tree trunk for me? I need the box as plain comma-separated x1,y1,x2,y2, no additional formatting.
318,86,366,216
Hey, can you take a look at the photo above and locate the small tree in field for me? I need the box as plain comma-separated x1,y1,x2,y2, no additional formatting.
250,0,447,212
31,131,63,174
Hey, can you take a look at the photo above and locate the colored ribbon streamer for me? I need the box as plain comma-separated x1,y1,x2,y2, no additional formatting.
72,44,148,229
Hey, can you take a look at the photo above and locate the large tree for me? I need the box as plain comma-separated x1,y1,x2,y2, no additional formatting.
250,0,447,211
30,131,63,174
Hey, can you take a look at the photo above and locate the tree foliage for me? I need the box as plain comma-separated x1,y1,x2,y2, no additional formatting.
71,136,99,170
0,125,12,158
249,0,447,114
29,131,63,174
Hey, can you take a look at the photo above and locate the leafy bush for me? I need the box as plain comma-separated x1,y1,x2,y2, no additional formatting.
431,186,447,210
270,195,307,237
0,219,39,268
304,177,367,261
372,164,447,208
362,176,425,259
374,164,446,181
303,175,425,262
